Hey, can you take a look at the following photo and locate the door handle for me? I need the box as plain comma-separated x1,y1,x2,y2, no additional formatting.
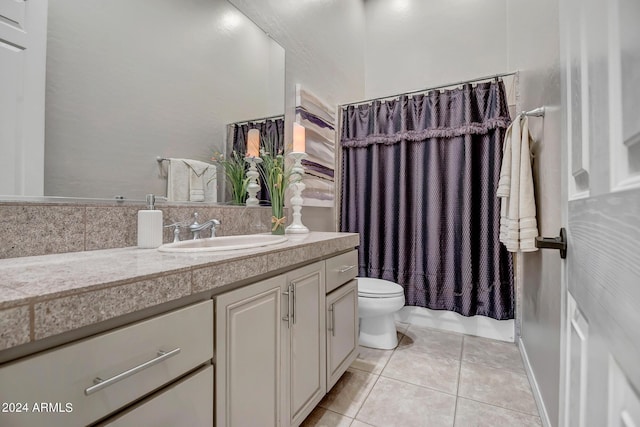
535,227,567,259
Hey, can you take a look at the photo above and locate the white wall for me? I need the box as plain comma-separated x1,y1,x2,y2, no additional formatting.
230,0,366,231
507,1,562,425
364,0,508,98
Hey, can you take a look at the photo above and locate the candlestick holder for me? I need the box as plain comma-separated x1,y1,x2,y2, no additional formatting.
285,152,309,234
245,156,262,206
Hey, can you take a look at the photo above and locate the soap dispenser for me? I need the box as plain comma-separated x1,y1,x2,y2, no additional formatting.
137,194,163,248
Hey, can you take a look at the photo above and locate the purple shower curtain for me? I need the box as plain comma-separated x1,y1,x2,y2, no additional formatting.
340,81,514,320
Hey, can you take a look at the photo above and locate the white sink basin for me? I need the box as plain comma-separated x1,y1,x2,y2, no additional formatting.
157,234,288,253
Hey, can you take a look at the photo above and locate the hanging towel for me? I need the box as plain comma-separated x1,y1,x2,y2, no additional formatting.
497,124,513,243
167,158,217,202
183,159,209,202
497,116,539,252
167,158,190,202
203,166,217,203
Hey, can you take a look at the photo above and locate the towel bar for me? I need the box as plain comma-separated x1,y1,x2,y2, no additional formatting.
520,107,545,118
535,228,567,259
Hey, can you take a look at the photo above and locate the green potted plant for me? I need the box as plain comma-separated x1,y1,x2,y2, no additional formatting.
211,150,248,205
258,136,289,235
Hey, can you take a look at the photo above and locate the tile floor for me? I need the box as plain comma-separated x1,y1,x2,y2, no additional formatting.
302,323,542,427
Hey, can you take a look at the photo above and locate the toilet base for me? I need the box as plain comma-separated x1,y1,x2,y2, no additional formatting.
359,313,398,350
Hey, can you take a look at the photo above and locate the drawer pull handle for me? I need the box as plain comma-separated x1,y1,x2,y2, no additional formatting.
84,348,181,396
339,265,356,274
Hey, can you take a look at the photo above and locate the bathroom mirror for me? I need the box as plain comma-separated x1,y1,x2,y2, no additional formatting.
41,0,285,202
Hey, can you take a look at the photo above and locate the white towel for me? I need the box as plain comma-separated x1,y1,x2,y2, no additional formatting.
167,158,217,202
497,116,539,252
183,159,209,202
203,166,217,203
497,124,513,244
167,158,190,202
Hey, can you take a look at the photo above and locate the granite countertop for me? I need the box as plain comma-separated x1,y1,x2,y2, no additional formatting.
0,232,359,353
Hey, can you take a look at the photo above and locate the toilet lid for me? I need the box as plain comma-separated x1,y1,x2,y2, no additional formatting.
357,277,404,298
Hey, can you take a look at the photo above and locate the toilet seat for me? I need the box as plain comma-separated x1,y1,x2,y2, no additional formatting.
357,277,404,298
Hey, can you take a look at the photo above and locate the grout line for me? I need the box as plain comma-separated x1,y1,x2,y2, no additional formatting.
321,407,354,421
455,338,463,396
456,396,542,419
393,345,464,365
349,418,374,427
378,336,401,373
83,206,87,251
452,395,459,426
377,373,459,399
460,358,528,376
352,371,381,423
29,303,35,342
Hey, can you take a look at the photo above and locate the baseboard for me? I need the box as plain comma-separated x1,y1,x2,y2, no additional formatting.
395,306,515,342
519,338,553,427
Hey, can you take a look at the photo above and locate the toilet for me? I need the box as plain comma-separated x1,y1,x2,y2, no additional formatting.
357,277,405,350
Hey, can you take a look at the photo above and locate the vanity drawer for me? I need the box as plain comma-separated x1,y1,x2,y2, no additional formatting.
0,300,213,427
325,250,358,293
99,364,214,426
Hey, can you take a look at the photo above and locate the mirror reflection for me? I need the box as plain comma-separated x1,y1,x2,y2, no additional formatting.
43,0,285,202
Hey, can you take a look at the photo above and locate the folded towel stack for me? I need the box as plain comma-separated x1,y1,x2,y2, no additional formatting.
497,116,538,252
167,158,217,203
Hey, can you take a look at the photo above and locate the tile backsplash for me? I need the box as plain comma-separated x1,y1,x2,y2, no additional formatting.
0,201,276,259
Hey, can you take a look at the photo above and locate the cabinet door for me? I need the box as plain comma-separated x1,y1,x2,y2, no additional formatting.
283,262,326,427
216,276,285,427
326,280,359,390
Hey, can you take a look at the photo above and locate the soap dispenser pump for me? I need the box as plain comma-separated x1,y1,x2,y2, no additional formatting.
137,194,163,248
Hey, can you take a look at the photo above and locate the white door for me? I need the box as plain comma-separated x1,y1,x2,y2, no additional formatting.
560,0,640,425
0,0,47,196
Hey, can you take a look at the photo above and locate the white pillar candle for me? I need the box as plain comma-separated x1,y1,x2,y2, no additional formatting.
293,123,306,153
247,129,260,157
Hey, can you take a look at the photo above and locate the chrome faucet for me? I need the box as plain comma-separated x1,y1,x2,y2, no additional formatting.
189,213,221,239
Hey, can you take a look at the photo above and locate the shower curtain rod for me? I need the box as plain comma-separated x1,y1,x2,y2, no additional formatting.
231,114,284,127
340,71,518,108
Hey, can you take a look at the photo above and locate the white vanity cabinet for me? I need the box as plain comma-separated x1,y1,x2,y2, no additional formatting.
325,251,359,390
215,262,326,427
0,300,214,427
